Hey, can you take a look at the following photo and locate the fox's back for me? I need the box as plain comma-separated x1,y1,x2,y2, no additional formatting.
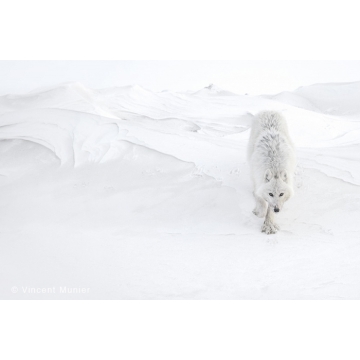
247,111,295,177
257,111,290,134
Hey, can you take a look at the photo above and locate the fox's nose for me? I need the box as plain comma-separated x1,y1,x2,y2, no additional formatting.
274,207,279,213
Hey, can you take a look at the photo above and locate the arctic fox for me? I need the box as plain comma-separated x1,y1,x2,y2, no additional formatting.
247,111,296,234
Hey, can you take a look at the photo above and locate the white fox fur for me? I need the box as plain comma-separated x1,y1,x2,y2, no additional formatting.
247,111,296,234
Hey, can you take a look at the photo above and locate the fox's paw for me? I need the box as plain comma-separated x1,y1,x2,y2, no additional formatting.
261,221,278,235
252,207,266,218
273,222,280,231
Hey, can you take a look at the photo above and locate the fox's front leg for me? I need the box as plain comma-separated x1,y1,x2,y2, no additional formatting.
261,206,280,234
252,192,268,218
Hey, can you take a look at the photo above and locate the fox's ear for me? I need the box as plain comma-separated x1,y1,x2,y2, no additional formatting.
265,169,273,182
280,170,288,183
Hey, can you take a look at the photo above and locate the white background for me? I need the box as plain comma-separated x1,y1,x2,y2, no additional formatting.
1,0,360,359
1,60,360,95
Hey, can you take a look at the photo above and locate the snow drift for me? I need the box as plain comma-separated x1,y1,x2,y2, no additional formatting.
1,81,360,299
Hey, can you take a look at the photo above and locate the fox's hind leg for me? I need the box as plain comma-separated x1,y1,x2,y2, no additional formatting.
261,206,280,234
252,192,267,218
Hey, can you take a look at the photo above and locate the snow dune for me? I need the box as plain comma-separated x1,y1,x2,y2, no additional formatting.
1,81,360,299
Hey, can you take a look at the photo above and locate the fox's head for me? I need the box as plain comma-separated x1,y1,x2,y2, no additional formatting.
257,169,293,212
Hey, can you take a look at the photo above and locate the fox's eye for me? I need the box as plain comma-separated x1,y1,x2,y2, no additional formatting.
279,193,284,197
269,193,274,197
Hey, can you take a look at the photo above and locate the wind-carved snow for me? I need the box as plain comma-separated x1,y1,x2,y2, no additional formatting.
1,81,360,299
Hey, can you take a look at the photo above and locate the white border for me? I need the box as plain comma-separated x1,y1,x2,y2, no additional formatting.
1,0,360,60
1,301,359,359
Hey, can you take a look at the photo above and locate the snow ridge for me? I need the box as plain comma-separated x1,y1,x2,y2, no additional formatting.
1,81,360,299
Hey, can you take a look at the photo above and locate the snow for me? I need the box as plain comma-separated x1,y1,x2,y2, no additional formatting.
1,81,360,299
